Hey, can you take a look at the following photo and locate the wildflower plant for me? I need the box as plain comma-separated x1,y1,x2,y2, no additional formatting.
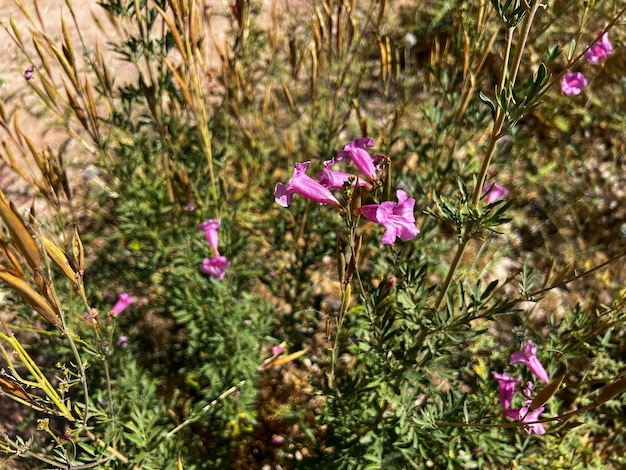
0,0,626,468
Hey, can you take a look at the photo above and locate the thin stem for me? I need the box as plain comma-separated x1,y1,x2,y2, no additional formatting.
167,380,246,437
103,357,116,447
434,238,468,310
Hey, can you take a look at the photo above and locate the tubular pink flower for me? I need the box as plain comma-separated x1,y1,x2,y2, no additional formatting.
316,164,371,190
111,293,134,317
505,401,546,435
585,32,613,64
492,371,521,411
198,219,221,256
274,161,342,208
561,72,587,96
334,138,378,180
483,182,509,204
358,189,419,244
510,342,550,384
201,256,231,281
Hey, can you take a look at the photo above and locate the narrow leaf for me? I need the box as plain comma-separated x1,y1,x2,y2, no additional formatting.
530,373,565,411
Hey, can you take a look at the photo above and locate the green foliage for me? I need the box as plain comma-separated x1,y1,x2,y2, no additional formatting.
0,0,625,468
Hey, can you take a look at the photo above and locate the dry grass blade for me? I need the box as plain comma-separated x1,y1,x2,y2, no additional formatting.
0,271,59,326
1,142,33,184
9,17,24,46
0,236,25,278
93,43,113,96
0,102,8,130
46,37,79,89
32,34,54,79
71,225,84,274
64,84,89,130
270,349,310,367
20,133,46,177
155,3,188,63
0,376,33,404
61,12,76,69
0,190,42,272
42,235,87,302
83,79,99,136
164,59,194,109
41,236,76,282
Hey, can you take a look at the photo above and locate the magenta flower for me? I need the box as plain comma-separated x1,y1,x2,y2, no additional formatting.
483,182,509,204
585,32,612,64
271,345,285,355
111,293,134,317
201,256,231,281
521,380,535,399
117,336,129,348
274,161,342,208
492,371,521,411
316,164,371,190
561,72,588,96
333,138,378,180
510,342,550,384
198,219,221,256
505,401,546,435
358,189,419,244
24,65,35,80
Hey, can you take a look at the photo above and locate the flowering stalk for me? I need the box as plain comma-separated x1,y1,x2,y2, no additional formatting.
274,138,419,389
436,1,543,310
491,342,552,435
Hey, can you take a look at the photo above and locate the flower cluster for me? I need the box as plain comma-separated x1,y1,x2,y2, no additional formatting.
198,219,230,280
561,31,613,96
492,342,550,435
274,138,419,245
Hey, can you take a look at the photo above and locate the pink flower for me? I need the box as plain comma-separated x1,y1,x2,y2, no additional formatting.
274,162,342,208
561,72,588,96
332,138,379,180
271,345,285,355
510,342,550,384
357,189,419,244
505,401,546,435
492,371,521,411
111,293,134,317
117,336,129,348
198,219,221,256
201,256,231,281
483,182,509,204
585,32,612,64
316,164,371,190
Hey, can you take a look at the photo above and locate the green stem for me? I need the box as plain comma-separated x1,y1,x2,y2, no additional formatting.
434,237,468,310
436,1,544,307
